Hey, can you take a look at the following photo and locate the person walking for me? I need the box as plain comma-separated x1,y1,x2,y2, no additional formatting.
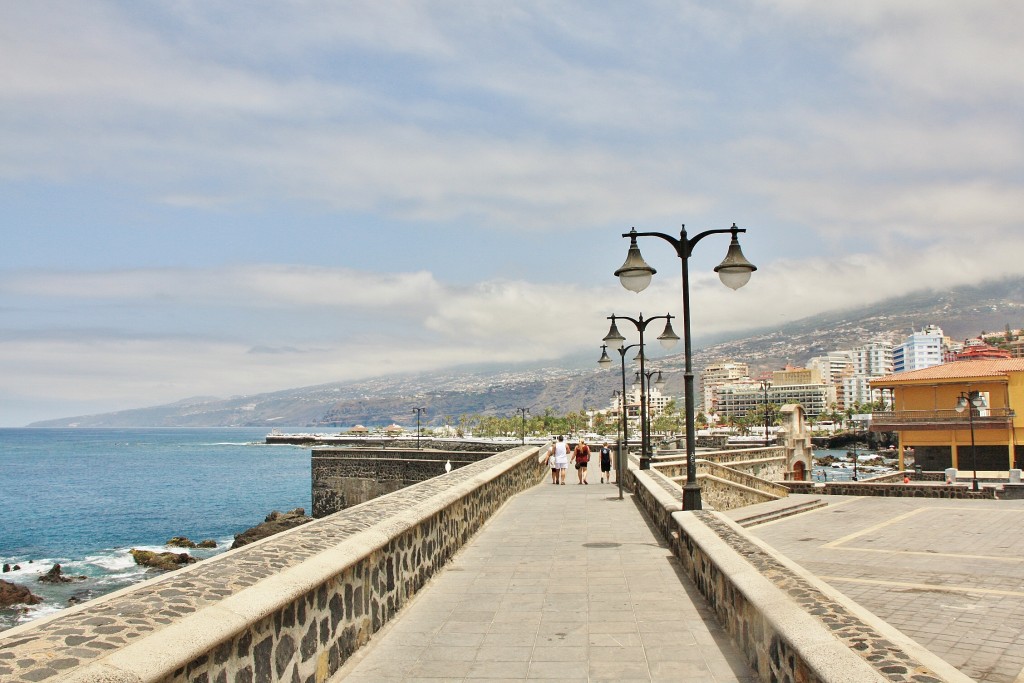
599,442,612,483
571,437,591,484
545,441,559,484
552,435,570,485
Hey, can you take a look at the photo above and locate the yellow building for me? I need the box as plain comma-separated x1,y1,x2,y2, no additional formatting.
870,359,1024,472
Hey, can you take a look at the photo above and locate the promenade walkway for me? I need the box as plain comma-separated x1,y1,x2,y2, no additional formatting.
331,478,754,682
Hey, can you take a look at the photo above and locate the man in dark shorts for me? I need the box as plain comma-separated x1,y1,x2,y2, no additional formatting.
600,442,612,483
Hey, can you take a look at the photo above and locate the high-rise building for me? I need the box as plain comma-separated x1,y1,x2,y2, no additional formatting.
893,325,945,373
700,360,749,415
843,340,895,406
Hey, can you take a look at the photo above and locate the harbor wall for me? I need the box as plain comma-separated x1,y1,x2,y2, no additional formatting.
311,448,498,517
0,445,546,683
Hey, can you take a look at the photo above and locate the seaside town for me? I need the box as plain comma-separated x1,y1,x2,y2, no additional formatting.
5,4,1024,683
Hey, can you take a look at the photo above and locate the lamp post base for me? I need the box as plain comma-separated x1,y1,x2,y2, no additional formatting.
640,455,651,470
682,483,702,511
972,479,980,491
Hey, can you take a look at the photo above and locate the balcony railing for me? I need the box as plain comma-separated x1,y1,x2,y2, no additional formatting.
870,408,1015,431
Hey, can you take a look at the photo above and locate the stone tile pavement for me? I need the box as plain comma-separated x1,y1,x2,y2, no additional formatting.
331,479,755,682
739,495,1024,683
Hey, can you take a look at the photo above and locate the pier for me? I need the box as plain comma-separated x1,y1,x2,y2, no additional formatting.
3,441,1018,682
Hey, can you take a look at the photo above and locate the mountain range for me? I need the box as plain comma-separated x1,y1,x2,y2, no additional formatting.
28,277,1024,429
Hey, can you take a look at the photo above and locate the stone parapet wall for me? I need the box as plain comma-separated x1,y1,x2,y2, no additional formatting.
697,474,782,511
628,467,971,682
655,453,787,488
0,445,546,683
311,448,496,516
782,480,998,499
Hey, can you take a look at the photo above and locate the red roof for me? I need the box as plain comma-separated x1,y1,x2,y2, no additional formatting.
871,359,1024,386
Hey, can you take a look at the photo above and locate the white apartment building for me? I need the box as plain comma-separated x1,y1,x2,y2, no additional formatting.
700,360,749,414
842,340,894,406
606,384,673,434
893,325,945,373
714,374,836,419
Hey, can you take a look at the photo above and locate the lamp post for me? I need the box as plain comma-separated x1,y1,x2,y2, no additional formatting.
955,391,986,491
760,379,772,447
518,407,530,445
616,223,756,510
601,313,679,469
599,343,642,500
413,407,426,449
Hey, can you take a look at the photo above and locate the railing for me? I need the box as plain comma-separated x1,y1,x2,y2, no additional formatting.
871,408,1015,430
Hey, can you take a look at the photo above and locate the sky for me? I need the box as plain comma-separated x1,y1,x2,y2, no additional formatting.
2,1,1023,426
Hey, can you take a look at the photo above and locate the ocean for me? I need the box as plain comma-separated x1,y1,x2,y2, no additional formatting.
0,428,310,632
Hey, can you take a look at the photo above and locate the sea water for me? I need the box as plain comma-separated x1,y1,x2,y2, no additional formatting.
0,428,310,631
810,447,897,482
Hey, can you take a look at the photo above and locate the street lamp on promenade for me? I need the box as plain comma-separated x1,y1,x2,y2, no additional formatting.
760,379,772,446
955,391,987,491
601,313,679,470
599,343,642,500
518,407,530,445
616,224,756,510
413,407,426,449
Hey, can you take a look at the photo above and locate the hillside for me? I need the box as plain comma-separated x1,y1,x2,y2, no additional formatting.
28,277,1024,429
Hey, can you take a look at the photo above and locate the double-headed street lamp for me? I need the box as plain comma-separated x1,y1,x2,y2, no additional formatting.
615,224,756,510
517,407,530,445
955,391,987,491
413,407,426,449
599,343,642,500
601,313,679,470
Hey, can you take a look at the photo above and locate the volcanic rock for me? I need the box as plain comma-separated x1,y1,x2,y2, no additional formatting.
38,563,86,584
0,579,42,607
230,508,312,549
166,536,197,548
129,549,196,572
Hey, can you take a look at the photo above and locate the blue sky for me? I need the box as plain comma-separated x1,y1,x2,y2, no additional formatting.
2,1,1023,426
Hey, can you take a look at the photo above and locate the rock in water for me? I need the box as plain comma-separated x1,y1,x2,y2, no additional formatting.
197,539,217,548
0,579,42,607
166,536,198,548
230,508,312,549
38,563,86,584
129,550,196,572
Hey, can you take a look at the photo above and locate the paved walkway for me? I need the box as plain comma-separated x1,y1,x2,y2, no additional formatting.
332,479,754,682
741,495,1024,683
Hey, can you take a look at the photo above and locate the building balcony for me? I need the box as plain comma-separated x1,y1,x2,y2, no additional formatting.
869,408,1016,432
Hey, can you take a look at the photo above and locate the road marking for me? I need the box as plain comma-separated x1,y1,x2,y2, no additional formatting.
816,544,1024,564
819,575,1024,598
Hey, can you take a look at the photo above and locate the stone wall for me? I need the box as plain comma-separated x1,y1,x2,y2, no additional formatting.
651,449,789,510
781,480,998,499
628,466,971,683
0,445,547,683
311,448,497,517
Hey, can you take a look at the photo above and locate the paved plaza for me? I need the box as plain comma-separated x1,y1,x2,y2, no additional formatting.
740,495,1024,683
331,480,754,682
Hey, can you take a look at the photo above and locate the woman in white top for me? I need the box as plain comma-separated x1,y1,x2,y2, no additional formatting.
552,435,570,485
